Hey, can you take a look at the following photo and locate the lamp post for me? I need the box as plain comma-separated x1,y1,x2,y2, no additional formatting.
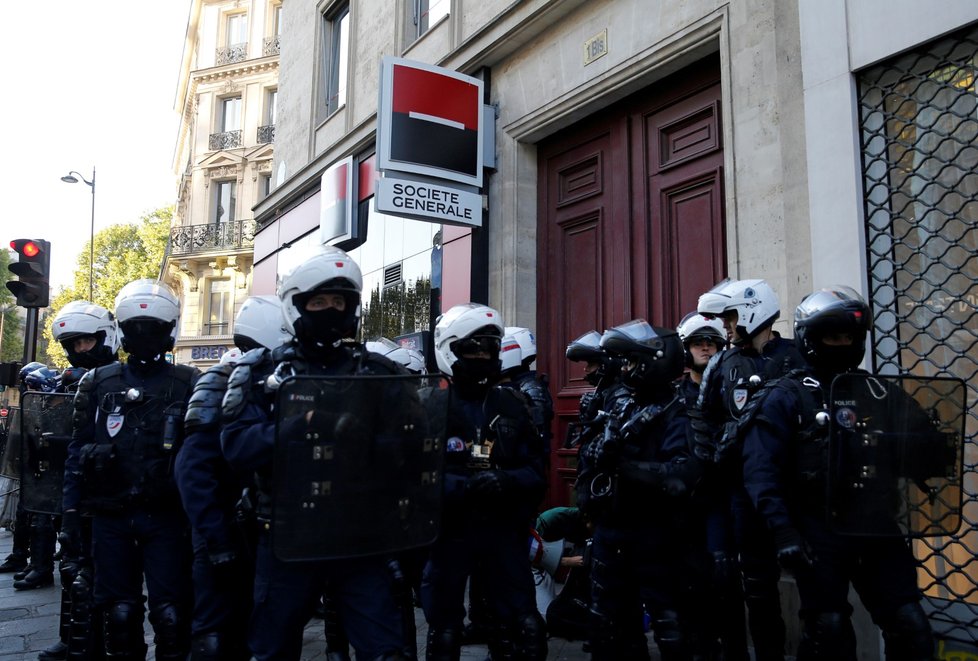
60,167,96,301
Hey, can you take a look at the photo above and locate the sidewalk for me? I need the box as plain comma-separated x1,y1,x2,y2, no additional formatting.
0,529,592,660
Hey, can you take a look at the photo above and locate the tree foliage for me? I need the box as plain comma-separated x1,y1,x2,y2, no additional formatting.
360,276,432,342
43,207,172,368
0,248,24,363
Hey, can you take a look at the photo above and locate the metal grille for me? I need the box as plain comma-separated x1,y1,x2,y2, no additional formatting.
209,130,242,151
169,219,257,256
858,24,978,646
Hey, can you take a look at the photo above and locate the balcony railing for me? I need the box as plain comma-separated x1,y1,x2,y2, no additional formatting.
169,219,257,257
257,124,275,144
263,36,280,56
209,130,241,151
216,42,249,65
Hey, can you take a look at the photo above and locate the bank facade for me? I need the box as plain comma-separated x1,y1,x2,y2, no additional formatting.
246,0,977,654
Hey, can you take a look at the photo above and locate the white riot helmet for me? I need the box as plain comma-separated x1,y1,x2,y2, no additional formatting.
278,247,363,353
52,300,120,369
234,295,292,351
697,279,780,346
499,333,523,374
433,303,504,377
504,326,537,370
114,279,181,361
365,337,427,374
677,312,727,348
219,347,244,366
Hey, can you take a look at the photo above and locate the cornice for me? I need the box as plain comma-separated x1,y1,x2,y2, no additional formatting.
192,57,279,85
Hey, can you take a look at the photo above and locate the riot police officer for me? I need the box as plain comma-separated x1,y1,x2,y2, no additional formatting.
176,295,292,661
501,327,554,446
675,312,726,407
63,280,199,661
0,361,47,576
220,248,410,661
38,300,120,660
578,320,697,660
693,279,805,661
422,303,548,661
563,330,631,454
740,286,935,660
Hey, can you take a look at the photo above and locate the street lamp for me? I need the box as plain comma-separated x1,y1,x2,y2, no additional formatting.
60,167,96,301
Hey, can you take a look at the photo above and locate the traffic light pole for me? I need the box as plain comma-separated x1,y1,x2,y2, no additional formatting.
22,307,38,364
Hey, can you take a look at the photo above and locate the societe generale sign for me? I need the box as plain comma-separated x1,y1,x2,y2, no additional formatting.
377,57,484,188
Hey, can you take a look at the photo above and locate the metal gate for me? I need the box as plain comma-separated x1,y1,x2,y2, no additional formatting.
858,24,978,649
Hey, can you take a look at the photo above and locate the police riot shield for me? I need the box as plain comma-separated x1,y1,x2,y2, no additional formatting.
273,373,448,562
19,391,75,515
0,407,22,480
827,373,966,537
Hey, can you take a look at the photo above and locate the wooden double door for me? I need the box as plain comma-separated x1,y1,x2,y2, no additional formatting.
536,55,727,506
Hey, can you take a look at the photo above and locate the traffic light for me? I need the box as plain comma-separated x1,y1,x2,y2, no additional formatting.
6,239,51,308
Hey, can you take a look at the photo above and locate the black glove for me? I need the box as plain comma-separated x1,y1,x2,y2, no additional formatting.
208,550,242,592
711,551,737,586
60,510,83,560
687,406,717,462
465,470,515,504
773,527,815,575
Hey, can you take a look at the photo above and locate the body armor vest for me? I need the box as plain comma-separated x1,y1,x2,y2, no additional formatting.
78,362,196,510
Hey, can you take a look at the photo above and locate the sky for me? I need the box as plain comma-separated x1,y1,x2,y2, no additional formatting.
1,1,193,291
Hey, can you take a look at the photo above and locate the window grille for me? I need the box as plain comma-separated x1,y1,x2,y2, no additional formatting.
858,24,978,645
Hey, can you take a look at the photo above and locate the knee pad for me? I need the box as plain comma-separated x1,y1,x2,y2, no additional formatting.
881,602,934,661
512,612,547,660
190,632,221,661
425,627,461,661
149,602,190,661
649,609,686,660
798,611,855,661
104,602,147,659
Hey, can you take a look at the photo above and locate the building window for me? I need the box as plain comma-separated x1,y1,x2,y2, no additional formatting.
222,97,242,132
258,89,277,144
204,278,233,336
218,12,249,64
321,3,349,118
858,24,978,642
264,2,282,55
214,181,237,223
260,174,272,198
409,0,448,42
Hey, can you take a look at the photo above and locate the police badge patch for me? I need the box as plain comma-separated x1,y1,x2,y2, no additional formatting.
732,387,749,411
106,412,124,438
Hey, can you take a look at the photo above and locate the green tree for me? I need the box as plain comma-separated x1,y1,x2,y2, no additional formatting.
0,248,25,363
43,206,172,368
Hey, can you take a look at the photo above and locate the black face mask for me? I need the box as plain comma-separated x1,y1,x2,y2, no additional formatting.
294,308,351,356
120,320,174,361
584,371,602,387
813,343,865,375
452,357,501,399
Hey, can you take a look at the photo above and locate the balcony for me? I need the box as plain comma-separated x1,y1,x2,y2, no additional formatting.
216,42,248,65
257,124,275,144
169,219,256,257
208,130,241,151
263,36,280,57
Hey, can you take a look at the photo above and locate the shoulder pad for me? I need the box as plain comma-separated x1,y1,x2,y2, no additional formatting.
172,363,200,386
186,364,234,432
238,347,271,367
222,358,262,421
485,384,532,418
359,350,403,376
76,368,98,393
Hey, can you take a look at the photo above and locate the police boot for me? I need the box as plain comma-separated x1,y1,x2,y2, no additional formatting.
797,611,855,661
322,591,351,661
14,567,55,590
425,627,461,661
0,552,28,572
880,602,934,661
742,574,785,661
37,641,69,661
650,609,688,661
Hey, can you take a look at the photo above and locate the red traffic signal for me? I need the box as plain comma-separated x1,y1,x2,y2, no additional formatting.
6,238,51,308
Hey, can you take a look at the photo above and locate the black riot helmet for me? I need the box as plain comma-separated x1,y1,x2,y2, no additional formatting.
794,286,873,374
566,330,620,387
599,320,683,391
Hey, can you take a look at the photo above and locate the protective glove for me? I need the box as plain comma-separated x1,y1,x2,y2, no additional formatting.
773,527,815,576
208,550,242,592
465,470,515,504
686,406,718,462
59,510,83,560
711,551,737,587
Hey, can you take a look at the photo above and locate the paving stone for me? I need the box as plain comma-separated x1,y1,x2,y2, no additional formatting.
0,634,26,654
0,608,30,622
